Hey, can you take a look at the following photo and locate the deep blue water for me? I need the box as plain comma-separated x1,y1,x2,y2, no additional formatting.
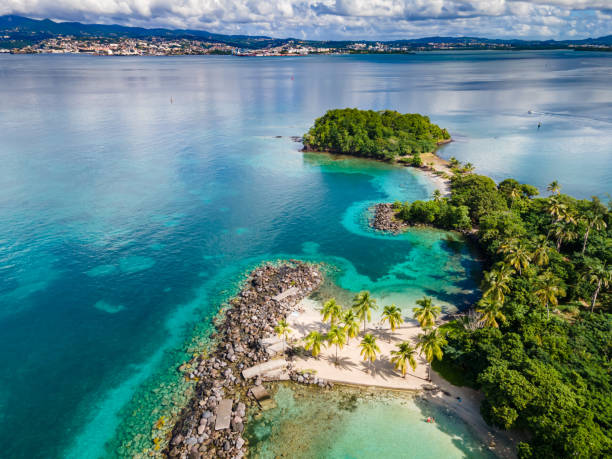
0,51,610,458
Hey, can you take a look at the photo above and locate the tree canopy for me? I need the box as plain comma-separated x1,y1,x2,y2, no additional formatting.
302,108,450,161
398,176,612,457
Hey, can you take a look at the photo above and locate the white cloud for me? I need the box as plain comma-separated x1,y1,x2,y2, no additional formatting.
1,0,610,39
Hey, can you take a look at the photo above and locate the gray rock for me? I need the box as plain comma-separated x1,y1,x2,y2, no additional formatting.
171,434,183,446
236,436,245,449
185,436,198,447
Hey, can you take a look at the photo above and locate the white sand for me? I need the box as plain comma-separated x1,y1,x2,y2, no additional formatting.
287,298,431,390
418,152,453,197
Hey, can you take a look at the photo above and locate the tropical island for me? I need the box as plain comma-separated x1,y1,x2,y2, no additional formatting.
160,111,610,459
302,108,451,163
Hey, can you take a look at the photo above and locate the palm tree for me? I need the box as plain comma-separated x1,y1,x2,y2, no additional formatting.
412,297,441,328
551,222,577,250
503,242,530,275
547,198,567,223
581,212,607,255
352,291,378,333
303,331,326,359
390,342,418,378
509,186,522,207
321,298,343,326
326,325,346,365
583,260,612,313
432,189,442,202
534,271,566,320
463,162,475,173
497,238,518,256
560,208,577,226
359,333,380,374
481,267,512,303
417,328,448,381
531,236,552,267
476,297,506,328
547,180,561,195
274,319,292,354
341,309,360,344
381,304,404,336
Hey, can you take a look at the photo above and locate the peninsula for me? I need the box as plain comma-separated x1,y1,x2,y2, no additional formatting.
301,109,611,458
160,111,611,459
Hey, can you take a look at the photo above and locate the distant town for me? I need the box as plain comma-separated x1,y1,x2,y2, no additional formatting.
2,36,522,56
1,14,611,56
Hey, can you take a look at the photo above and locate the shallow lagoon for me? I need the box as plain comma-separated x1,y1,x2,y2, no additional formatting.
247,384,494,459
0,51,610,458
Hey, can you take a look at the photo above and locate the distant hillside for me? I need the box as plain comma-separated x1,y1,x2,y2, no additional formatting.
0,15,285,49
1,14,611,49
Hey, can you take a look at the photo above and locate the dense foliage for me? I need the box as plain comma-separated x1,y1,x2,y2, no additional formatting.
400,176,612,457
302,108,450,161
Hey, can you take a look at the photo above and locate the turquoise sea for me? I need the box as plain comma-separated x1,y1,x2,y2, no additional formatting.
0,51,610,458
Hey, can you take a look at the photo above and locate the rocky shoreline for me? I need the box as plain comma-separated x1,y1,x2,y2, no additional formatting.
165,261,322,458
369,203,408,234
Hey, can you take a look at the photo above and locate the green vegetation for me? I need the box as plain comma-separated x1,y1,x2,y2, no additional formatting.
381,304,404,333
321,298,343,326
417,328,448,381
430,358,470,387
326,325,347,365
302,108,450,161
303,331,326,359
352,290,378,332
412,296,442,328
391,342,418,378
359,333,381,374
397,176,611,457
341,309,360,344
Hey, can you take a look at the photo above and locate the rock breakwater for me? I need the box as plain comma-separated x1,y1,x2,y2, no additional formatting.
370,203,407,234
166,261,322,458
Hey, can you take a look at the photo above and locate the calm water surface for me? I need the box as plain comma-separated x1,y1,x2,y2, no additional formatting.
0,51,610,458
247,384,495,459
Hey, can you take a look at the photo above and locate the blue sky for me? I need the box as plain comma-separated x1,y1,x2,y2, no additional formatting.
2,1,611,40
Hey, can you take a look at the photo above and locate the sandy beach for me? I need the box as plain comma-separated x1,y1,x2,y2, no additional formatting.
418,151,453,196
283,298,518,457
287,298,430,389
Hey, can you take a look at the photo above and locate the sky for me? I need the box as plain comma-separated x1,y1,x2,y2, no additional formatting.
1,1,611,40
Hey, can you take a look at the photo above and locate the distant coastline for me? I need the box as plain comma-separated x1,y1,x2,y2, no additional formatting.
2,14,612,56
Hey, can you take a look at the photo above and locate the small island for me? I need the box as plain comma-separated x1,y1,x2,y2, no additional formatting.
302,108,451,163
302,108,456,193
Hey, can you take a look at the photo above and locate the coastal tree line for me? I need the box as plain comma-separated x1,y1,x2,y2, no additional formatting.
395,177,611,458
